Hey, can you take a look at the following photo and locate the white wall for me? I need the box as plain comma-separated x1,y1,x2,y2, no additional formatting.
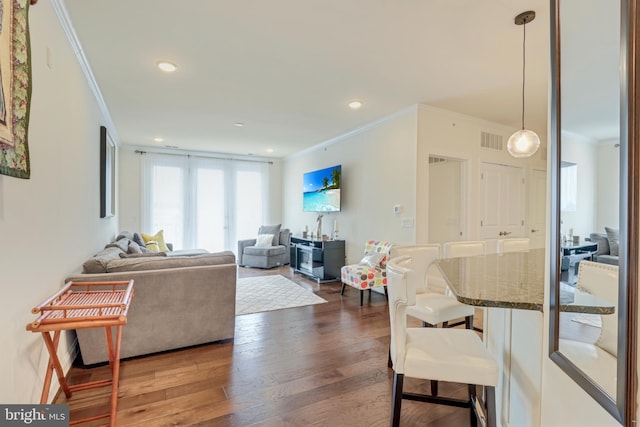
560,133,598,239
118,146,284,242
416,105,548,245
0,2,117,403
596,139,620,232
282,108,418,264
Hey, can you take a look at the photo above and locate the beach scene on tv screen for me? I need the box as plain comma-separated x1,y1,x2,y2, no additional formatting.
303,165,341,212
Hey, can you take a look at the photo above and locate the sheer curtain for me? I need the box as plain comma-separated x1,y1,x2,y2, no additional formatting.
141,153,268,251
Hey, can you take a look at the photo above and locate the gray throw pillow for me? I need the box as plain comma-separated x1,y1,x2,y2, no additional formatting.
604,227,620,256
133,232,147,248
589,233,610,256
106,238,130,253
116,231,134,241
258,224,281,246
128,240,143,254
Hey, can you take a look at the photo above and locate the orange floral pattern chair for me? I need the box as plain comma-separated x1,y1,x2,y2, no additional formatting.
341,240,394,306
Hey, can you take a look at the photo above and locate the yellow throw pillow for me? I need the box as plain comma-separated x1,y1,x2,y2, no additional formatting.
141,230,169,252
145,240,160,252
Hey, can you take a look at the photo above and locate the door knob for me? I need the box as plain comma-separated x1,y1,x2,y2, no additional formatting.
531,229,539,233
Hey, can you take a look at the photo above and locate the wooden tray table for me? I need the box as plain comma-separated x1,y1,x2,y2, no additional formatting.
26,280,134,426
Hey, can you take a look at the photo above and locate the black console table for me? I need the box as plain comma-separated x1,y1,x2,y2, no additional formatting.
290,236,345,283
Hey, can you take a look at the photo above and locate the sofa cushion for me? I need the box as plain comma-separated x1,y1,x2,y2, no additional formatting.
604,227,619,256
82,247,125,273
119,252,167,259
106,251,236,272
589,233,610,256
244,246,286,257
258,224,281,246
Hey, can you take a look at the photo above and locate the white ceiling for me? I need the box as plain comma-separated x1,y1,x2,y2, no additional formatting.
63,0,553,157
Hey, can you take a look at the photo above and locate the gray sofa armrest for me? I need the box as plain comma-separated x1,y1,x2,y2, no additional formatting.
595,254,619,265
237,238,257,265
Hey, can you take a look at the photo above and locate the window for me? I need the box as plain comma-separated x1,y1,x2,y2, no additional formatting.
142,153,268,251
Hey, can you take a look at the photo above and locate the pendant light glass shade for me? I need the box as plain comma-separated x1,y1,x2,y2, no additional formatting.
507,129,540,158
508,10,539,159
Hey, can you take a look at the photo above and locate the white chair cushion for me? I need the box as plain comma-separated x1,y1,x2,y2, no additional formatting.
404,328,498,387
559,339,616,397
406,293,475,325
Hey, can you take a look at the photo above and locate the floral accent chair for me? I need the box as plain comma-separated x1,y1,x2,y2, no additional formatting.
341,240,394,306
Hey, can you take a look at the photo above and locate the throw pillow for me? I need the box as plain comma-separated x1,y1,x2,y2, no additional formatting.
133,232,147,248
255,234,274,248
145,240,161,252
128,240,143,254
116,231,134,241
141,230,170,252
360,252,385,268
589,233,610,256
604,227,619,256
258,224,281,246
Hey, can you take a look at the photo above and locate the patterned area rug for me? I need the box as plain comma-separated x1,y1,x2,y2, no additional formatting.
236,275,328,315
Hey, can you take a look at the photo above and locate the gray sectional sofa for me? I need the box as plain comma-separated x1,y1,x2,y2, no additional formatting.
589,229,619,265
66,232,237,365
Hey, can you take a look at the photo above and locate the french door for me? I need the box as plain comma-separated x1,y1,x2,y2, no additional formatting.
142,153,267,252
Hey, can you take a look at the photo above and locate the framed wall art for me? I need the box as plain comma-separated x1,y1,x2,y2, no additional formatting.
0,0,32,179
100,126,115,218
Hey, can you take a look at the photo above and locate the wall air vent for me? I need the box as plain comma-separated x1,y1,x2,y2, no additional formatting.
480,131,503,150
429,156,448,164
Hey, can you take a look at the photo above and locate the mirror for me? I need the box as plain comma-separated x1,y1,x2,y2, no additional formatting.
550,0,638,423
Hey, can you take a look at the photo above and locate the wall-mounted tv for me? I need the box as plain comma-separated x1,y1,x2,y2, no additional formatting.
303,165,341,212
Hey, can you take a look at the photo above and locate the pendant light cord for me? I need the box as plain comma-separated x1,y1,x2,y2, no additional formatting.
521,22,526,130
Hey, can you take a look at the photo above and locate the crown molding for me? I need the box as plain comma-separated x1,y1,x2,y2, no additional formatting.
50,0,120,145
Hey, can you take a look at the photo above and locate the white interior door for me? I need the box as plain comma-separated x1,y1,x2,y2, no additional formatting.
428,156,465,243
479,162,525,240
529,169,547,248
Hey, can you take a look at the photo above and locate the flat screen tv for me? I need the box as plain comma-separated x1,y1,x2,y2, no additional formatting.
303,165,341,212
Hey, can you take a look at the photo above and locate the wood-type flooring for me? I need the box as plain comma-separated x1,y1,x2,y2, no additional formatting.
55,265,483,426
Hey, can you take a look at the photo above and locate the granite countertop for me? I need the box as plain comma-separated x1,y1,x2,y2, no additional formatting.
435,249,615,314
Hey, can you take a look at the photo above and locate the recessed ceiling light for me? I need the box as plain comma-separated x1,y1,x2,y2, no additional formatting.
153,137,164,143
266,148,274,153
234,122,245,127
348,100,363,110
157,61,177,72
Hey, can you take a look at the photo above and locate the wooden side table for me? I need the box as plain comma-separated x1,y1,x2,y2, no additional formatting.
26,280,134,427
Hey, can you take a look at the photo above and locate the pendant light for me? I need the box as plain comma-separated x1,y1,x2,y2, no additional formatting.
507,11,540,158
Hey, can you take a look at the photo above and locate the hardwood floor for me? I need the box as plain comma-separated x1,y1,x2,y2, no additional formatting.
56,266,482,426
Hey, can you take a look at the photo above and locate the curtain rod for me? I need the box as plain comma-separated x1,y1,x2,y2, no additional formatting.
134,149,273,165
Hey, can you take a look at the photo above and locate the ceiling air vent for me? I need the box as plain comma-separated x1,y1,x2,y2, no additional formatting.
480,131,503,151
429,156,447,164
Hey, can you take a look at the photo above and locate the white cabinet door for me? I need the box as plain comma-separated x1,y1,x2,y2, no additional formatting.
479,162,525,239
529,169,547,249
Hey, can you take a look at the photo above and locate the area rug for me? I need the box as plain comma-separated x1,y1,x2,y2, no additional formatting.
236,275,328,315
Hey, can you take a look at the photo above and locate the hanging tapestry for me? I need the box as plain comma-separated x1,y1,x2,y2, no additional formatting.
0,0,31,179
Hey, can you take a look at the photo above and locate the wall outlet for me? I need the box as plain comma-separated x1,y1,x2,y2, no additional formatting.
401,217,414,228
393,205,402,215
